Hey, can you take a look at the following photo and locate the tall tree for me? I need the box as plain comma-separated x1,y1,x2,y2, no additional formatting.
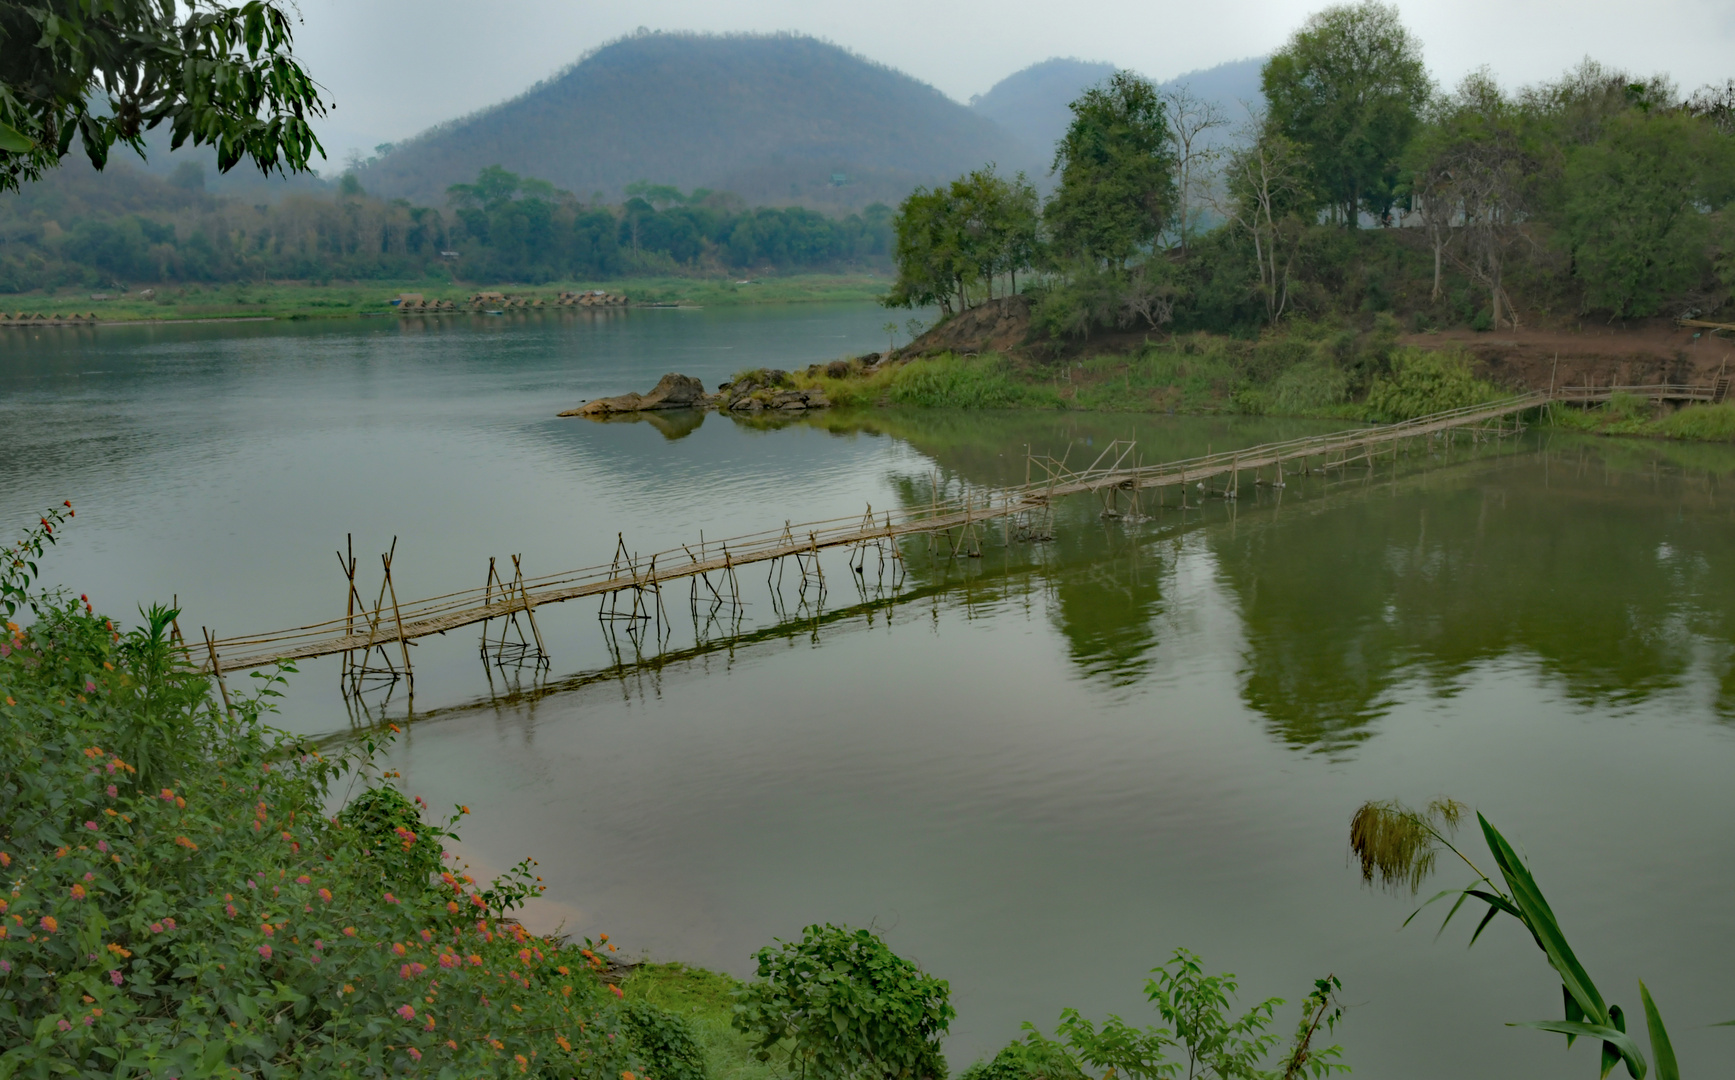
886,167,1039,314
1261,1,1429,227
1563,109,1735,317
1688,79,1735,136
951,165,1039,299
885,185,965,314
1221,124,1314,325
1046,70,1178,267
1406,71,1538,325
0,1,327,191
1162,84,1228,256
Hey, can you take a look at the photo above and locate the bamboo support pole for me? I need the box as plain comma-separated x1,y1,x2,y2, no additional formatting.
203,628,234,716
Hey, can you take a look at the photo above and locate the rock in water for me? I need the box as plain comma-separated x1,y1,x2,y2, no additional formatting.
561,373,710,416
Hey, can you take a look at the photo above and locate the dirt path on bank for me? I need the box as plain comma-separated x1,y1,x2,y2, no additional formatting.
901,297,1735,395
1403,323,1735,390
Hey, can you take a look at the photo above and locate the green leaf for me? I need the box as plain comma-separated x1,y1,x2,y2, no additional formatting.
1638,982,1678,1080
1510,1021,1646,1079
1602,1006,1627,1080
1478,813,1610,1025
1466,903,1500,947
0,122,34,152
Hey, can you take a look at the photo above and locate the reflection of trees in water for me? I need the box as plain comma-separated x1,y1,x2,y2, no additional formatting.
1212,451,1735,752
887,475,1172,690
857,416,1735,751
1042,517,1166,687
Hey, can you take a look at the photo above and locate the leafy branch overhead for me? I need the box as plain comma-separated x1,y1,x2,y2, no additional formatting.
0,0,327,191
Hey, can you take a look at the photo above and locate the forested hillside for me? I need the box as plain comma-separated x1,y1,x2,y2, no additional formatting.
889,4,1735,349
356,32,1037,212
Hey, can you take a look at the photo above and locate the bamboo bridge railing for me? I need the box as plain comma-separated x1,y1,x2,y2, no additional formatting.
194,383,1709,684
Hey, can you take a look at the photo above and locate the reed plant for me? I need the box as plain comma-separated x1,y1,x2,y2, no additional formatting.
1348,799,1730,1079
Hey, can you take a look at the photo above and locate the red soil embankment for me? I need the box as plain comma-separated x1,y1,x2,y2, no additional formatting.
1405,323,1735,391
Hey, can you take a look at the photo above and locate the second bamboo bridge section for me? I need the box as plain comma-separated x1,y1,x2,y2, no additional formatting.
196,384,1695,688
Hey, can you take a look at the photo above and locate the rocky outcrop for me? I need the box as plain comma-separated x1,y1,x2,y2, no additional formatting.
714,369,832,413
560,373,710,416
561,370,833,418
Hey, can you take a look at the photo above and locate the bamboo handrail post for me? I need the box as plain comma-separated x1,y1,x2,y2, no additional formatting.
203,628,234,717
384,539,412,690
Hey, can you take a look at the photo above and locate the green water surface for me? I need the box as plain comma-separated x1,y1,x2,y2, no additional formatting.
3,307,1734,1079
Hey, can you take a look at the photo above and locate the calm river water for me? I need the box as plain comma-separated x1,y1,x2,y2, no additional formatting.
4,305,1735,1079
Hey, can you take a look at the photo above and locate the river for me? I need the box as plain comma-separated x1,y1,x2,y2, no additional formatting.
3,304,1734,1079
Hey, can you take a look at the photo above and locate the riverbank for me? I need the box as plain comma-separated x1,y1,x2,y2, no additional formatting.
785,298,1735,441
787,347,1735,441
0,273,889,323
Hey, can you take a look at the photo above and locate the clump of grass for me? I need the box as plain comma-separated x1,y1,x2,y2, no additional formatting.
1363,347,1502,421
1068,337,1239,412
889,354,1063,409
1651,402,1735,441
1545,399,1735,442
623,964,781,1080
1543,402,1604,432
799,353,1064,410
1270,361,1350,415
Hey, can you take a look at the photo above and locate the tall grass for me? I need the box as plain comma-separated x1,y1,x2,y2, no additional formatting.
623,964,781,1080
1545,399,1735,442
803,353,1066,410
1651,402,1735,441
1363,347,1503,421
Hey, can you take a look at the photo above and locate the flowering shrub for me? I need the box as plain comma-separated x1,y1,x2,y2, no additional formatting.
0,509,671,1078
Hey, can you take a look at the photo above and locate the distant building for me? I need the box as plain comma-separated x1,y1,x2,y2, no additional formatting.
830,173,847,186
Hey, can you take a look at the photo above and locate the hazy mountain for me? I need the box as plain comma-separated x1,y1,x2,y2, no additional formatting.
1161,57,1267,123
970,58,1117,162
356,31,1038,211
971,56,1268,164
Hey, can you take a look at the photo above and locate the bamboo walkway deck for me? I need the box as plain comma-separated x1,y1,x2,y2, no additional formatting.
198,384,1701,677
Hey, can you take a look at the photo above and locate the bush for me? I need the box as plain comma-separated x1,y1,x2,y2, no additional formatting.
963,950,1347,1080
622,998,710,1080
1363,348,1501,421
0,508,640,1078
957,1030,1084,1080
732,924,952,1080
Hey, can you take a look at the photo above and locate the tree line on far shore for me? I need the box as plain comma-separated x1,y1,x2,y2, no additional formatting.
886,1,1735,336
0,162,894,292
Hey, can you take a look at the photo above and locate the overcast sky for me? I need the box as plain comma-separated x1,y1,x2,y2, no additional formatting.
296,0,1735,167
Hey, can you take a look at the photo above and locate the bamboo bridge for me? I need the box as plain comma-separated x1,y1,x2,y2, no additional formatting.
194,382,1720,694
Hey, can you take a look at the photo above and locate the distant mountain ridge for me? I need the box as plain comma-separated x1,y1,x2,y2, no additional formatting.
970,58,1118,163
357,32,1040,211
971,56,1268,166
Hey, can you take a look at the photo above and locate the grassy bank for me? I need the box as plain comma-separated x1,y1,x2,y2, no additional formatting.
623,964,780,1080
2,273,889,323
790,323,1735,444
794,329,1506,424
1544,393,1735,442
